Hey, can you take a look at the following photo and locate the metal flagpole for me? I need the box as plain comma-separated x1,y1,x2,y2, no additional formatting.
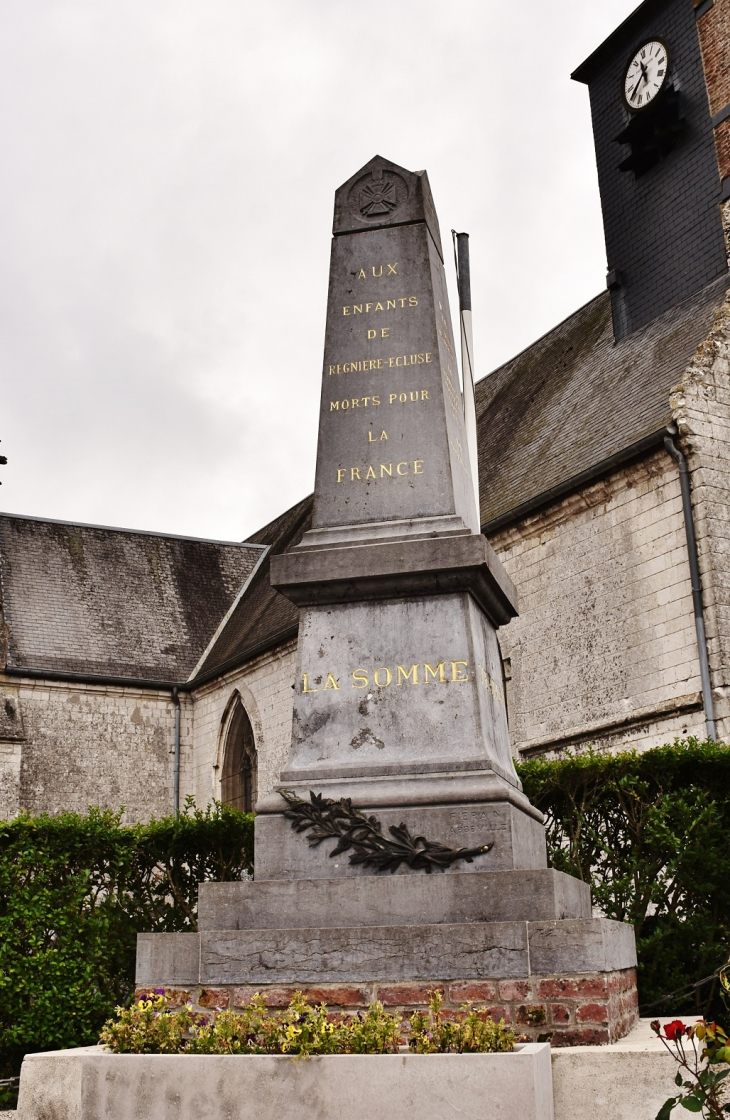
452,231,481,524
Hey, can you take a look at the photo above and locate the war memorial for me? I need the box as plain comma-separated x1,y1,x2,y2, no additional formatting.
129,156,638,1022
16,157,648,1119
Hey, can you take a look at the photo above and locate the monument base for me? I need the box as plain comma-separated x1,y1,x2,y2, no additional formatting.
136,869,638,1046
134,967,638,1048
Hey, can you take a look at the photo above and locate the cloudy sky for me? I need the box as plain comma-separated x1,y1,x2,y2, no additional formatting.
1,0,638,542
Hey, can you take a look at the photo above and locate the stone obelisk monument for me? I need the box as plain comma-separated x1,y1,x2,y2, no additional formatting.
137,158,639,1044
260,154,543,877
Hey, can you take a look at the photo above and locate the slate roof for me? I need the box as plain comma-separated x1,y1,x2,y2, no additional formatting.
0,515,263,683
189,495,312,685
475,275,729,530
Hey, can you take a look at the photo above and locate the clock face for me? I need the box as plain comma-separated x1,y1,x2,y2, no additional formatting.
623,40,670,110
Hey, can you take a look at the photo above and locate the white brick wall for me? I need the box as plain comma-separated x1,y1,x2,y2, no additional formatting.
185,639,297,810
1,675,177,822
671,289,730,740
488,449,705,757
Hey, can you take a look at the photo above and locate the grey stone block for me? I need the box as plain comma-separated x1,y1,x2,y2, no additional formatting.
199,922,529,984
17,1044,554,1120
198,869,590,931
271,531,518,627
527,919,638,975
136,916,637,987
136,932,199,987
254,798,547,880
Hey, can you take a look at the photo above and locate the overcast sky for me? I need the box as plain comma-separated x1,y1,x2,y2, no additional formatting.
1,0,639,542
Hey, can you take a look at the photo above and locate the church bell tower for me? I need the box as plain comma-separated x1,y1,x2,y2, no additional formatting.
573,0,730,340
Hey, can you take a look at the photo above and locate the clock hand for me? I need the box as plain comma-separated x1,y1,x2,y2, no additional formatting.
630,72,644,100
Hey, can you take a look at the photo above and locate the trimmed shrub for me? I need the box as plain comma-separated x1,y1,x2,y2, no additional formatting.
0,800,253,1085
517,737,730,1021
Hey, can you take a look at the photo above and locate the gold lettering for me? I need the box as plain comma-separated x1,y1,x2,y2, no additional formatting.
380,430,388,440
451,661,469,682
352,669,369,688
374,302,384,312
323,673,340,690
396,461,409,475
342,400,349,409
386,300,396,310
351,398,360,407
424,662,446,683
380,463,393,476
398,298,407,308
389,393,397,404
367,329,376,340
330,401,339,411
413,459,424,474
357,268,366,279
365,303,373,313
302,673,318,693
372,395,381,405
399,393,407,402
381,327,390,338
421,390,429,400
397,664,419,685
353,305,363,314
365,465,376,479
372,265,383,277
368,430,377,442
387,263,397,275
409,296,418,307
343,307,351,316
410,391,418,401
374,666,392,687
337,468,346,483
351,467,362,480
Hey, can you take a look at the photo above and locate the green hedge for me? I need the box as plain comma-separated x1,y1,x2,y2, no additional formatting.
0,800,253,1088
517,737,730,1022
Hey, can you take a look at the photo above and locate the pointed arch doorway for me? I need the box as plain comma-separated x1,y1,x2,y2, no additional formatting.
221,698,258,812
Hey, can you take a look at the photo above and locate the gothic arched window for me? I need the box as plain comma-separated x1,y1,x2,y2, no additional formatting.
221,700,257,812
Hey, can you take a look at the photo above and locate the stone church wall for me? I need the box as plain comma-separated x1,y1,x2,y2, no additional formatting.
186,639,297,811
0,676,179,822
488,449,706,759
672,291,730,740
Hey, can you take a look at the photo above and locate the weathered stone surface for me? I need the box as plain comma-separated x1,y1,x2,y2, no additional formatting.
311,162,475,539
197,868,590,931
527,919,637,976
136,932,199,987
17,1044,554,1120
254,798,546,880
198,923,528,985
270,531,517,625
137,917,636,988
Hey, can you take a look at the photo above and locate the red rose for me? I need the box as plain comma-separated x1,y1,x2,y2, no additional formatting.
664,1020,687,1041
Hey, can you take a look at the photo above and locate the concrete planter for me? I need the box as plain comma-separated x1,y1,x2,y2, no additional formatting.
17,1043,553,1120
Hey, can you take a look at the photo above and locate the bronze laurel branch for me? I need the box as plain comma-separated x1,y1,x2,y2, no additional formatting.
279,790,493,874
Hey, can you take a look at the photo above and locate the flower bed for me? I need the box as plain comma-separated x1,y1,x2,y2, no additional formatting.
100,989,516,1056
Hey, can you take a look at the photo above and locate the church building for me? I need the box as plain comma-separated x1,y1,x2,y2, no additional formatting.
1,0,729,823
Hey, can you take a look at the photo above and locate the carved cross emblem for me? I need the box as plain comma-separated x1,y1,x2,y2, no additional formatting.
359,172,398,217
